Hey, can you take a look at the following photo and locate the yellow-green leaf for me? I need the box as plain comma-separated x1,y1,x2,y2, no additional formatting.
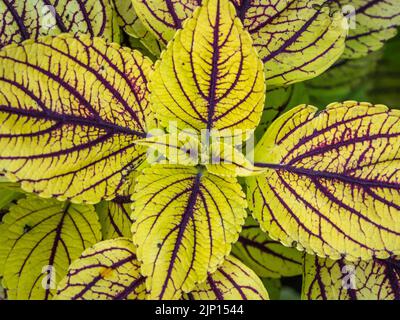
112,0,161,56
132,0,199,45
205,141,267,177
302,254,400,300
0,174,21,191
55,238,146,300
0,215,12,276
148,0,265,137
255,84,309,142
1,196,101,300
0,282,5,300
183,255,269,300
0,34,153,204
339,0,400,59
0,187,23,211
247,101,400,261
96,199,133,239
138,132,265,176
136,132,201,166
248,0,347,86
132,165,247,299
0,0,120,48
232,217,303,279
133,0,347,86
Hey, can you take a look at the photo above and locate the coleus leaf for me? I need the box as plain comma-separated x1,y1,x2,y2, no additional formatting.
112,0,161,56
367,36,400,108
133,0,347,86
55,238,146,300
183,255,269,300
1,196,101,299
0,34,153,204
302,254,400,300
231,217,303,278
95,171,139,240
137,133,266,176
339,0,400,59
148,0,265,137
247,101,400,261
0,186,23,212
132,165,247,300
96,198,133,240
305,53,381,106
0,0,120,48
255,84,309,142
0,174,21,191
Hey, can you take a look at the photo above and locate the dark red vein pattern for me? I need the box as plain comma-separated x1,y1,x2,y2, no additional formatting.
303,254,400,300
1,196,101,300
112,0,162,57
339,0,400,59
0,34,153,203
96,198,133,240
0,0,119,48
183,255,268,300
133,0,346,85
55,238,146,300
132,0,201,45
147,0,265,135
247,101,400,261
232,216,303,278
132,165,247,300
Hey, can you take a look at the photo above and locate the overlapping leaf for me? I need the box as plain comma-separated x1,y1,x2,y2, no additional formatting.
367,36,400,108
148,0,265,137
232,217,303,278
96,198,133,239
55,238,146,300
132,0,200,45
112,0,161,56
0,187,23,211
339,0,400,59
0,0,119,48
302,254,400,300
132,165,247,300
133,0,347,86
305,53,381,106
255,84,309,141
247,101,400,261
183,255,269,300
245,0,347,86
1,196,101,299
0,34,153,203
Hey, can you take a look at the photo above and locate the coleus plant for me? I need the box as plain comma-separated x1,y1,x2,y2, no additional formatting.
0,0,399,301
